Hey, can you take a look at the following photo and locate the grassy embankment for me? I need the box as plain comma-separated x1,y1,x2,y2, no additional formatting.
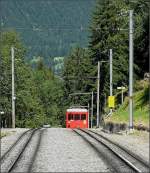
105,80,149,127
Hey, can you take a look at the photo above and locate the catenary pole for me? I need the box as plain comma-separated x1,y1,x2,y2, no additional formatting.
88,103,90,128
129,10,134,130
91,91,93,128
11,46,15,128
96,61,100,128
99,61,101,125
109,49,113,115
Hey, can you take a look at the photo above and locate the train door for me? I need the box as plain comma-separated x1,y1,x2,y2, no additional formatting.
74,113,81,128
67,113,73,128
80,113,87,128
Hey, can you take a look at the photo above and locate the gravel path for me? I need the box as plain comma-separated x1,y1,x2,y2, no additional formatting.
1,128,29,157
32,128,110,172
93,128,149,163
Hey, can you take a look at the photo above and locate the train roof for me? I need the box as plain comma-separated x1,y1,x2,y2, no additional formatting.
67,108,88,112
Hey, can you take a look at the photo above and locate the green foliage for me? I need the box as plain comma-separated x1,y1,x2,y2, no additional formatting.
0,31,64,128
62,0,148,125
63,47,95,107
108,80,149,126
0,0,148,128
88,0,149,111
33,60,64,126
0,0,96,60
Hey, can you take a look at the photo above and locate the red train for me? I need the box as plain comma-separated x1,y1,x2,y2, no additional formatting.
66,108,89,128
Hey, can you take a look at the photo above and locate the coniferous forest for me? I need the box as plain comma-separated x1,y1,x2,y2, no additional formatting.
0,0,149,128
0,0,95,60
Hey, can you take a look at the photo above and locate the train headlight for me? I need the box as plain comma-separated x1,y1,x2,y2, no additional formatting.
83,120,86,125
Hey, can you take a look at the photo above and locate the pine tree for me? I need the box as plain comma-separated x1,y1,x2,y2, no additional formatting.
63,47,94,107
88,0,149,112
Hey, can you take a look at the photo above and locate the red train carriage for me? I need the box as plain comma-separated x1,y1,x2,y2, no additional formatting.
66,108,88,128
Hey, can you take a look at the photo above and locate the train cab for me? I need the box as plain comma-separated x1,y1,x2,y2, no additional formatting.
66,108,88,128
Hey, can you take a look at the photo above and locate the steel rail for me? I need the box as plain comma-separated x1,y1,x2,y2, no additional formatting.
27,128,45,172
0,128,33,162
89,129,150,168
72,129,118,173
74,129,147,173
80,129,149,172
5,128,40,173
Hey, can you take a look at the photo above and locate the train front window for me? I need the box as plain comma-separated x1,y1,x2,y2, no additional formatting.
74,114,80,120
68,114,73,120
81,114,86,120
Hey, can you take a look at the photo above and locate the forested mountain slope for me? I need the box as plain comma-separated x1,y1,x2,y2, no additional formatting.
0,0,96,61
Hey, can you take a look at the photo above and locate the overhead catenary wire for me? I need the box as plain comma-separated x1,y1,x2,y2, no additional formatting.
0,26,146,32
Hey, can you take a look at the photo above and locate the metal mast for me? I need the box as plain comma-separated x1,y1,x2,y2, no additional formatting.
129,10,134,130
11,46,15,128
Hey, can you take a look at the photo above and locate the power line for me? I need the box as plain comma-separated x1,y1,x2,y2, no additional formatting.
0,26,146,33
0,27,90,31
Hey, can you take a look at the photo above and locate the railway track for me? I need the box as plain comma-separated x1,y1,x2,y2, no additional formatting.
73,128,149,173
0,128,40,172
89,130,150,168
0,129,33,161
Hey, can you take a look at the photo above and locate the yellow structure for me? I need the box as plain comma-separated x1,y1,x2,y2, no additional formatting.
108,96,115,108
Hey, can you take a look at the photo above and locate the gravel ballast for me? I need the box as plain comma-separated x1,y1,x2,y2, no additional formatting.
31,128,110,172
1,128,149,172
11,128,45,172
1,128,29,157
93,128,149,163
